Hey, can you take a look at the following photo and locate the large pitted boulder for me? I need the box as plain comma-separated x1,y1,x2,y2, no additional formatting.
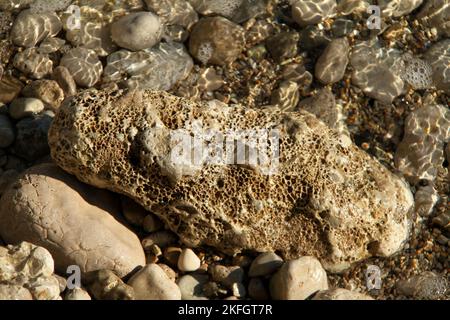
47,89,414,272
0,163,145,277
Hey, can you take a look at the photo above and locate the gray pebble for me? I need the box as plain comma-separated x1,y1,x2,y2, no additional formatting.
177,274,209,300
111,12,162,51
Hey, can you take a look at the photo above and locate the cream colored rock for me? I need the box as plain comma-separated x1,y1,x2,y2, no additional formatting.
127,264,181,300
48,89,414,272
178,248,201,272
0,242,60,300
270,256,328,300
313,288,374,300
0,164,145,278
0,284,33,300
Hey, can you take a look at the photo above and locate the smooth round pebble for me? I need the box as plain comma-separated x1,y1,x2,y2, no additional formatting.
178,248,201,272
110,12,162,51
270,256,328,300
128,264,181,300
177,274,209,300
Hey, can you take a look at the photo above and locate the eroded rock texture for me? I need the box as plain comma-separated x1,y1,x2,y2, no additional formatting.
48,89,414,272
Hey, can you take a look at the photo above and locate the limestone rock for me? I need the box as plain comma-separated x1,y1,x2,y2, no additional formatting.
0,75,23,104
0,242,61,300
0,284,33,300
270,256,328,300
84,270,135,300
297,88,348,135
48,88,414,272
127,264,181,300
0,163,146,278
178,248,201,272
313,288,374,300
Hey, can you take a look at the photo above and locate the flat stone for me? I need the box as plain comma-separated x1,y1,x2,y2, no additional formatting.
315,38,349,84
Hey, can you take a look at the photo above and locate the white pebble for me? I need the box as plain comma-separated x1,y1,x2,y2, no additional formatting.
177,248,201,272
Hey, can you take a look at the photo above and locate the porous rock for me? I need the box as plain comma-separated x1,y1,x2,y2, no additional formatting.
48,88,414,272
0,163,146,277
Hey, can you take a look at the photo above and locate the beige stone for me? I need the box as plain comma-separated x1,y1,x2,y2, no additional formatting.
0,164,145,278
270,256,328,300
128,264,181,300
